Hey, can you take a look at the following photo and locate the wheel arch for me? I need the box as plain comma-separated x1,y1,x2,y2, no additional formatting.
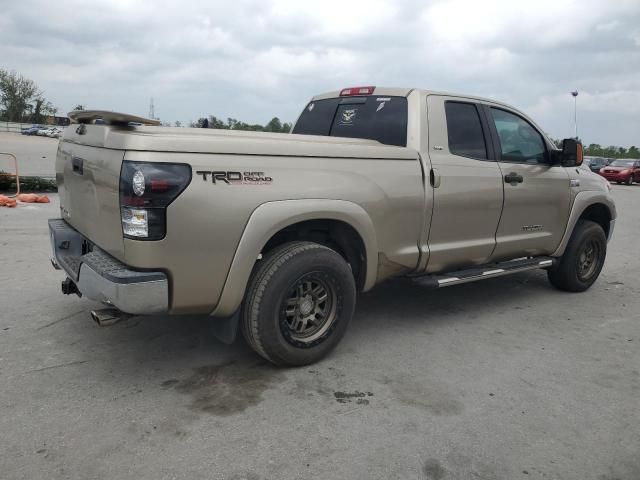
211,199,378,317
552,191,616,257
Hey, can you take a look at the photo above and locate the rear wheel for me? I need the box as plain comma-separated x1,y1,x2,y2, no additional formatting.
625,176,633,185
241,241,356,366
548,220,606,292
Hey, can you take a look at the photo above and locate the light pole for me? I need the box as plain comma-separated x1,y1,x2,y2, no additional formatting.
570,90,578,139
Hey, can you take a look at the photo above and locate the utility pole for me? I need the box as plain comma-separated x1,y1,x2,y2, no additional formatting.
149,97,155,120
570,90,578,139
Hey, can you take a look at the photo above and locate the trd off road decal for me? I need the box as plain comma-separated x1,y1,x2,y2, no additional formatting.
195,170,273,185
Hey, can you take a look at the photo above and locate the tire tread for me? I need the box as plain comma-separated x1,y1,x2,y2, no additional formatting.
241,241,337,364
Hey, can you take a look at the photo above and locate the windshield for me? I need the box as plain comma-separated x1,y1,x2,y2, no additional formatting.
292,96,408,147
610,160,635,167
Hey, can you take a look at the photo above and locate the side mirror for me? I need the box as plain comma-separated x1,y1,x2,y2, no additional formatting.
560,138,584,167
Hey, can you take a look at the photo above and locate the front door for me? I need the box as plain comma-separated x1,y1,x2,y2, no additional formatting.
424,95,503,273
482,105,571,260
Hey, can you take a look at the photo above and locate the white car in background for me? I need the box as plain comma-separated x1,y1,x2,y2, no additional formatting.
46,127,63,138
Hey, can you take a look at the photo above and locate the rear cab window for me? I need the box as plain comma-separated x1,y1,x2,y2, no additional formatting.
444,101,488,160
292,96,408,147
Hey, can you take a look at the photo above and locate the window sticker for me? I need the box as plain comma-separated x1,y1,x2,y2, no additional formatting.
376,102,385,112
340,108,357,125
307,103,315,112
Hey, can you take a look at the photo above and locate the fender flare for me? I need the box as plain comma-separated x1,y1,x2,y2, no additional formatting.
551,190,617,257
211,199,378,317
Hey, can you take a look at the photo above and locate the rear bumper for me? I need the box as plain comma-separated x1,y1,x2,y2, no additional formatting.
48,219,168,315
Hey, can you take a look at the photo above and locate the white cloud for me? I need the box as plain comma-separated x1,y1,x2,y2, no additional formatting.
0,0,639,145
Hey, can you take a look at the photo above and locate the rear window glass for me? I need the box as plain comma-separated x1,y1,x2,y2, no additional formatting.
292,96,408,147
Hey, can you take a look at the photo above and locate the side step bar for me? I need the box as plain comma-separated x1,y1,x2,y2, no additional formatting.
412,257,554,288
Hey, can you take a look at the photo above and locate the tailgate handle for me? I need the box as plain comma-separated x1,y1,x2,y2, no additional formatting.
72,157,84,175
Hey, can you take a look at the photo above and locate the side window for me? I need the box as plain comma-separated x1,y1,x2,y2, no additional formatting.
444,102,487,160
490,108,546,163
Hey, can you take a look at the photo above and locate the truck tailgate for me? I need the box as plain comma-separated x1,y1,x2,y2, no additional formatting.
56,140,125,260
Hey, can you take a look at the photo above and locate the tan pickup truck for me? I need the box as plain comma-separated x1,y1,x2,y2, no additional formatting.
49,86,616,366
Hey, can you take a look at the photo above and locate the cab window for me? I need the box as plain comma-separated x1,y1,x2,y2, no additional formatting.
490,108,546,164
444,101,487,160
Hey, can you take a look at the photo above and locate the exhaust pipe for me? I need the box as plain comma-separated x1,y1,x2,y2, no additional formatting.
90,308,130,327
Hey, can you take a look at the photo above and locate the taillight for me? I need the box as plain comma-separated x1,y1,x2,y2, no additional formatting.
339,86,375,96
119,161,191,240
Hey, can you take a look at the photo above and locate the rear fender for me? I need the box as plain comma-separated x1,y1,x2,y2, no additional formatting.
211,199,378,317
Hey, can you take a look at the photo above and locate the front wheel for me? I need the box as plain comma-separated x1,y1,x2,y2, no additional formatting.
625,176,633,185
548,220,606,292
241,241,356,366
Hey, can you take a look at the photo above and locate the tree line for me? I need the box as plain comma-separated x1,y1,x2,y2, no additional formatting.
2,69,639,153
0,69,57,123
188,116,292,133
583,144,639,160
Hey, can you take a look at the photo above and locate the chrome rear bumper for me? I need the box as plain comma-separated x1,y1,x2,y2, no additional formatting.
48,219,168,315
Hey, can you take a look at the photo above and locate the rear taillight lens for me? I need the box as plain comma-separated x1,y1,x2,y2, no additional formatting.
119,161,191,240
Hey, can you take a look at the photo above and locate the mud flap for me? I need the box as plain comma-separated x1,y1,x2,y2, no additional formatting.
210,311,240,344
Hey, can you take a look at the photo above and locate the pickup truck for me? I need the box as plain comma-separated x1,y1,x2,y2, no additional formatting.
49,86,616,366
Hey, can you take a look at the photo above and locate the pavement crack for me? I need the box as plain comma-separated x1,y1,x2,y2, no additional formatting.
26,360,88,373
36,309,85,330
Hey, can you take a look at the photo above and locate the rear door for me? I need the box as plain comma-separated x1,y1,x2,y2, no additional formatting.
482,105,571,260
424,95,503,273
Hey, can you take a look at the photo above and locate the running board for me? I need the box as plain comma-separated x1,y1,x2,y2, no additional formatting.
412,257,554,288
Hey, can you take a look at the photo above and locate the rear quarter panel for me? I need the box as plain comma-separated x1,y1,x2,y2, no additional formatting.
122,150,424,314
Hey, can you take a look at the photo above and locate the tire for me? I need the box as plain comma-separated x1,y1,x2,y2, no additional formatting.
241,241,356,367
625,176,633,185
548,220,606,292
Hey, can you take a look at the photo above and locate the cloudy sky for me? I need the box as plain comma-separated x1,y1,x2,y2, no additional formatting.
1,0,639,146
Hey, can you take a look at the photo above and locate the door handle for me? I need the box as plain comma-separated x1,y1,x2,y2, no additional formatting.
504,172,523,184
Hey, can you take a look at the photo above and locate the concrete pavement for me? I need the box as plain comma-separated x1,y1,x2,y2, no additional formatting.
0,188,638,480
0,132,59,177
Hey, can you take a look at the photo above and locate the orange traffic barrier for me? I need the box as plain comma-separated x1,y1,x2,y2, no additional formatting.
16,193,50,203
0,193,50,207
0,195,17,207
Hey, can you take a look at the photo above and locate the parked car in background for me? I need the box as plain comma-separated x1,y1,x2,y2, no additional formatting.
36,127,53,136
45,127,63,138
21,124,44,135
599,159,640,185
584,156,609,173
